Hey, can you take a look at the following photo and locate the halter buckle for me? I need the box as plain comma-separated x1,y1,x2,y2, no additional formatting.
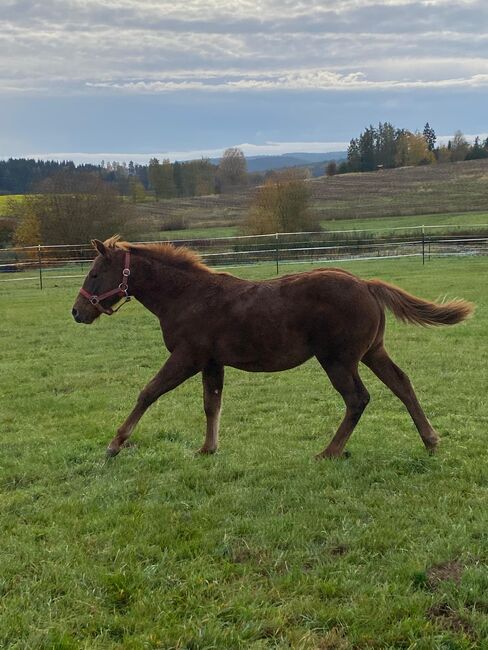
122,268,130,277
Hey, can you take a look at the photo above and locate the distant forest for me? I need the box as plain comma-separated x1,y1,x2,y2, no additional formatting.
341,123,488,174
0,157,221,198
2,123,488,197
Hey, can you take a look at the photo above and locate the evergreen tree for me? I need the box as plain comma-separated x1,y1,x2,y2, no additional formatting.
347,138,361,172
376,122,397,168
358,125,376,171
423,123,436,151
466,136,488,160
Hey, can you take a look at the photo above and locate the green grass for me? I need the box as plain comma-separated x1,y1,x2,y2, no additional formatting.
140,225,239,241
0,194,23,215
1,257,488,648
320,211,488,233
139,211,488,242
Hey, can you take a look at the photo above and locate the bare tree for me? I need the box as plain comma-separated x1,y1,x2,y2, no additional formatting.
450,130,469,162
326,161,337,176
217,147,247,192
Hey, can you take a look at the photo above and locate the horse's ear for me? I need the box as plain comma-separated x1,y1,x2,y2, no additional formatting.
91,239,107,257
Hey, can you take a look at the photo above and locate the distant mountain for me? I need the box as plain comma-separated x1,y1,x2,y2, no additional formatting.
209,151,347,174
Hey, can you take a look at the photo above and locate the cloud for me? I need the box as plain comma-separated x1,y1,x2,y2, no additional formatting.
2,0,487,157
86,69,488,93
1,0,487,96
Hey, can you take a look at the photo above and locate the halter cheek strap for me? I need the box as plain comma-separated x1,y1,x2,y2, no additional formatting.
79,251,131,316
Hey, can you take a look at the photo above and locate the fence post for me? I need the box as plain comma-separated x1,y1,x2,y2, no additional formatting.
422,225,425,266
38,244,43,290
275,233,279,275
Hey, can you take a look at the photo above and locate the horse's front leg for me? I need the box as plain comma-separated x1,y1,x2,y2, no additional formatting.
198,362,224,454
107,349,199,457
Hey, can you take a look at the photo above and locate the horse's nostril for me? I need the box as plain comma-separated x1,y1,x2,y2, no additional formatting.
72,308,78,318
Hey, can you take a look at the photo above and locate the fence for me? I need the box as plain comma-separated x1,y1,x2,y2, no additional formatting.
1,223,488,290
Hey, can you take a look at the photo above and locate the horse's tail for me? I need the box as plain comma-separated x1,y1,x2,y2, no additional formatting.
367,279,474,326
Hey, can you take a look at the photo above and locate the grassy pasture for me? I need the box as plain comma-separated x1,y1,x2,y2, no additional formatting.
133,158,488,240
1,256,487,648
0,195,23,215
136,211,488,243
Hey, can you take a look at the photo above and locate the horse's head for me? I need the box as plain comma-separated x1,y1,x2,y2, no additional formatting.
72,239,130,324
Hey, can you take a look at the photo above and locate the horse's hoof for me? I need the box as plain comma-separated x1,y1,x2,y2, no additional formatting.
315,450,351,460
197,447,217,455
106,447,120,458
424,437,440,455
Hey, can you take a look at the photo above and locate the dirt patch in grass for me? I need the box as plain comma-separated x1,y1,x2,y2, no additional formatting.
329,543,349,557
427,602,475,637
426,560,464,589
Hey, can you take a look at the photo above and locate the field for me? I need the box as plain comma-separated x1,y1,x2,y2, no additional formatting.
3,160,488,244
0,195,23,215
310,159,488,221
134,159,488,240
1,255,487,648
141,211,488,243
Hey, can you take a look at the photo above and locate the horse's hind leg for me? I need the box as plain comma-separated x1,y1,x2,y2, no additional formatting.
362,345,439,452
315,359,370,459
199,362,224,454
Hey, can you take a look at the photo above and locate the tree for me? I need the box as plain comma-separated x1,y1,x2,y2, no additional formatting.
12,171,133,245
0,217,16,246
358,125,377,171
217,148,247,192
395,132,434,166
13,211,42,247
450,130,469,162
466,136,488,160
129,177,147,202
436,145,452,163
243,169,318,235
406,133,435,165
376,122,397,168
423,123,436,151
326,161,337,176
394,131,410,167
148,158,176,199
346,138,361,172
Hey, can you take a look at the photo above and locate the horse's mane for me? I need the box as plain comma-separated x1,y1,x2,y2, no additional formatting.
103,235,210,272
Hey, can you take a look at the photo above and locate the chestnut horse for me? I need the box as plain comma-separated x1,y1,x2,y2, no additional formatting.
72,237,473,459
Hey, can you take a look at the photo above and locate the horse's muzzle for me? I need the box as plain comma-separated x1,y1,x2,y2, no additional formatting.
72,307,83,323
71,306,93,324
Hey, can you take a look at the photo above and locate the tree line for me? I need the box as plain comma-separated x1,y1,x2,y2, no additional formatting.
0,148,250,198
0,148,251,247
335,123,488,175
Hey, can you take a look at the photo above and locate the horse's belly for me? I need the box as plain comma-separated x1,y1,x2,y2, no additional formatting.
222,341,312,372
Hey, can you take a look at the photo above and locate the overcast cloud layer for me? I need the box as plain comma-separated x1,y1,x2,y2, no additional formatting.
1,0,487,159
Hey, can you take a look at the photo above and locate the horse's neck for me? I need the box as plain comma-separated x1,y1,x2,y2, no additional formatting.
130,254,202,318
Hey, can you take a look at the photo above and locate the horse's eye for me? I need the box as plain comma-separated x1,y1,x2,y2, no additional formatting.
90,273,98,279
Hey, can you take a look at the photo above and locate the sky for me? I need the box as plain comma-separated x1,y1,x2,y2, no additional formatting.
1,0,488,162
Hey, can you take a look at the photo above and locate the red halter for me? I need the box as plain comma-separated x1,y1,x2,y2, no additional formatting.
79,251,131,316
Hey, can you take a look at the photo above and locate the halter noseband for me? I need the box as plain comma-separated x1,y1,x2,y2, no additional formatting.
79,251,131,316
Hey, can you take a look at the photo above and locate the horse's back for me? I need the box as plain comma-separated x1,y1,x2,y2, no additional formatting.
212,268,382,369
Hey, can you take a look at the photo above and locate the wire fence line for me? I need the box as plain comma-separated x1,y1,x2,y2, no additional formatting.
1,223,488,290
